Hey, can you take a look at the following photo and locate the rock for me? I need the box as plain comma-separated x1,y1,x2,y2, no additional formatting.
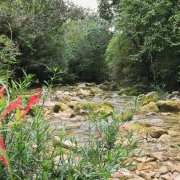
53,110,74,118
149,171,157,178
145,91,158,97
156,101,180,113
97,105,113,115
70,116,85,122
158,134,171,143
136,120,151,127
139,171,151,180
110,169,133,179
44,101,54,107
140,102,159,112
149,127,168,138
78,83,86,88
118,124,149,139
161,174,172,180
151,152,164,161
159,166,169,175
172,173,180,179
146,158,155,162
136,157,147,163
58,123,82,130
175,175,180,180
172,91,180,95
52,102,70,113
67,101,78,109
79,89,91,96
53,136,77,151
149,119,164,126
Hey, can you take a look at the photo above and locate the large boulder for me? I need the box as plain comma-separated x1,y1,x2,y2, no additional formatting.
149,127,168,138
140,102,159,112
156,101,180,113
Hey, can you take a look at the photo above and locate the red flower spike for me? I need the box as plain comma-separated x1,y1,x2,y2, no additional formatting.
137,112,140,115
0,87,5,99
35,88,43,94
21,93,41,117
0,134,8,167
119,172,124,175
95,130,101,134
0,95,24,120
121,126,125,129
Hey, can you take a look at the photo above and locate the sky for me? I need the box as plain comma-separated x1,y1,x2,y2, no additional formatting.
69,0,98,11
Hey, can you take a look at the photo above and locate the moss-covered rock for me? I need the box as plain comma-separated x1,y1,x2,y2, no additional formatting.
140,102,159,112
156,101,180,113
52,102,70,113
96,105,114,115
118,124,149,138
141,95,158,106
103,94,112,100
99,84,110,91
149,127,168,138
100,101,114,109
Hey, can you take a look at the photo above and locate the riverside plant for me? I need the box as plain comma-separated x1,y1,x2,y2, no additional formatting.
0,75,141,180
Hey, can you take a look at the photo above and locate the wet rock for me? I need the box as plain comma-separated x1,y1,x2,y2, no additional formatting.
150,152,164,161
149,127,168,138
156,101,180,113
140,102,159,112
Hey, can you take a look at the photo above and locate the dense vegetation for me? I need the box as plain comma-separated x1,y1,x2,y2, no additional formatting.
1,0,180,91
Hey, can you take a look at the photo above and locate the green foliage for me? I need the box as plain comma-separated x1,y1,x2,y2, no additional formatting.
100,0,180,90
62,17,112,83
0,75,140,179
0,0,96,84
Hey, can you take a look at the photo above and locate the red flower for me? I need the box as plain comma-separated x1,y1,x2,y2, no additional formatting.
35,88,43,94
121,126,125,129
119,172,124,175
0,134,8,166
136,112,140,115
95,130,101,134
0,87,5,99
0,95,24,120
21,93,41,117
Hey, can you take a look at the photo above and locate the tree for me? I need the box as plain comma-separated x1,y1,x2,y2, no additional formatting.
0,0,93,83
62,16,113,83
99,0,180,90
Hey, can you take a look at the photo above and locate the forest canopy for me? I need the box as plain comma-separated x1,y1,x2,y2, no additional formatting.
0,0,180,91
